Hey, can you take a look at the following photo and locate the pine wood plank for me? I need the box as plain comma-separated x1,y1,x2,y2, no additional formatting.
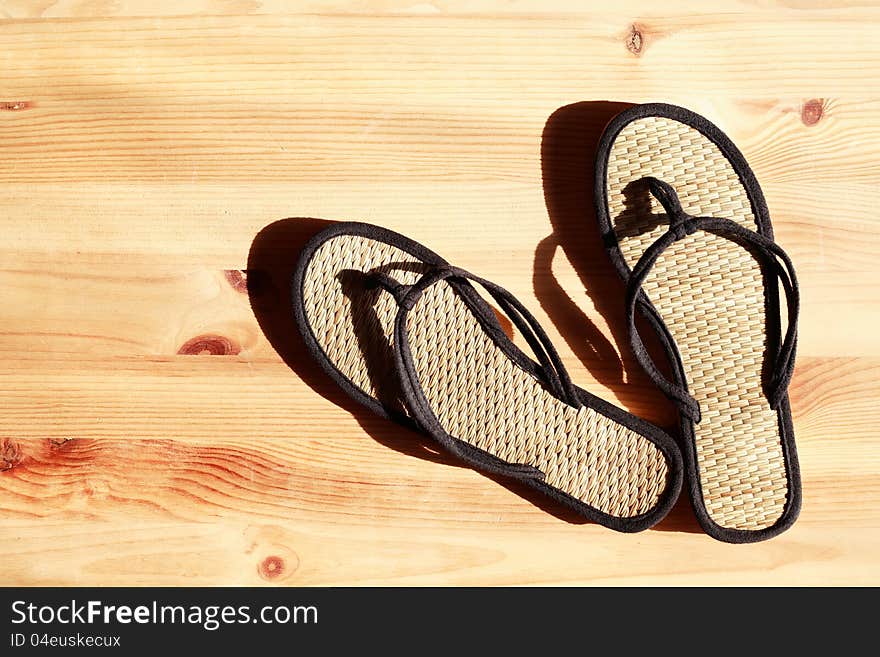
0,1,877,585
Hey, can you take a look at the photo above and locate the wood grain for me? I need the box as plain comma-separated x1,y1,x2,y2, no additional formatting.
1,0,878,585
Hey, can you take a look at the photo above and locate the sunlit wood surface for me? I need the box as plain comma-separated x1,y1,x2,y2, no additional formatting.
1,0,878,585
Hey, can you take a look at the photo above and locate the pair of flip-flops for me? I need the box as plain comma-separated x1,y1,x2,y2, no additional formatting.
292,103,801,543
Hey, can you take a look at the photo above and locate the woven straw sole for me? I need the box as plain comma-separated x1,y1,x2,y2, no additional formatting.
296,227,676,521
601,111,792,533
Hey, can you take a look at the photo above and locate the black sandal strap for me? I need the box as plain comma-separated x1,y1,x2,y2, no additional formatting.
370,264,582,409
625,177,800,423
368,263,583,482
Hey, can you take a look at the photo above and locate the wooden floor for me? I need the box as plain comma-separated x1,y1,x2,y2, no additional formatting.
1,1,878,586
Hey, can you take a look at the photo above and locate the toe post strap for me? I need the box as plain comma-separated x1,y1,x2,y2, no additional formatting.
626,178,800,423
644,177,699,241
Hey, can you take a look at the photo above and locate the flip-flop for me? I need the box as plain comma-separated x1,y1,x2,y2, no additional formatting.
292,222,682,532
594,103,801,542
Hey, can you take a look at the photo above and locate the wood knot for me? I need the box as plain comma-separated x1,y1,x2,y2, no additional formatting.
801,99,824,126
258,555,286,580
626,24,643,55
1,101,32,111
48,437,75,450
224,270,248,294
1,438,23,471
177,334,240,356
